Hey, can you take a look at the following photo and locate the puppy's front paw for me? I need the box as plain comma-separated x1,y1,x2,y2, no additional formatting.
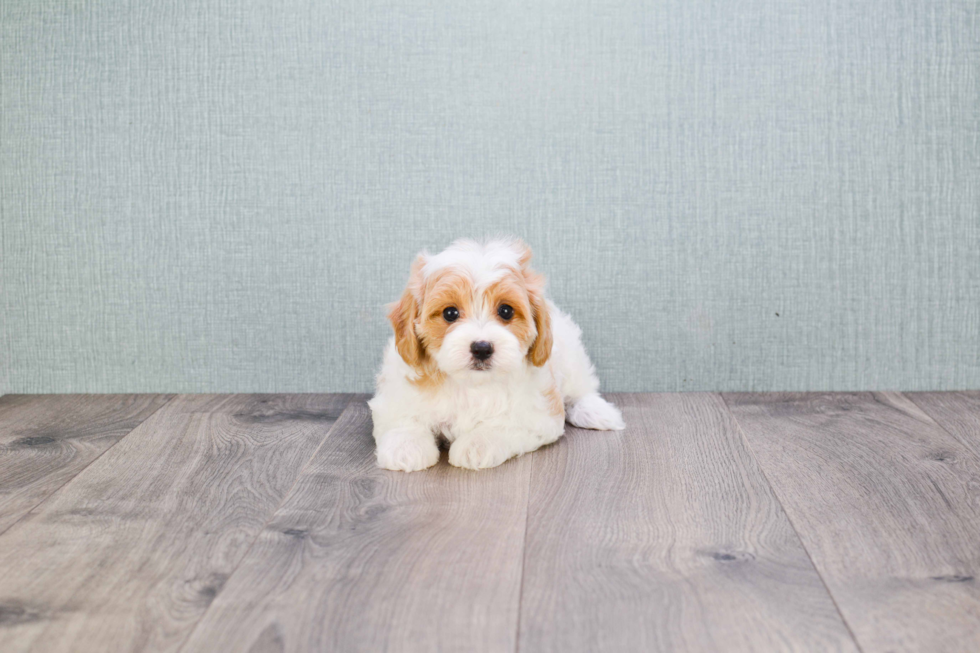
449,434,513,470
376,430,439,472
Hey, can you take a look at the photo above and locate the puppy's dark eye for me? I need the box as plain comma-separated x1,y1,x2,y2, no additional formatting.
497,304,514,321
443,307,459,323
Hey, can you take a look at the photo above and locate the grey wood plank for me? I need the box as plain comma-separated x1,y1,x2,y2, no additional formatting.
518,393,858,652
724,392,980,653
0,393,352,652
0,394,173,535
907,391,980,459
181,397,532,653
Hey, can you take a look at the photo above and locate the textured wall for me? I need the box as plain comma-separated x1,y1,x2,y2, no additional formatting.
2,1,979,393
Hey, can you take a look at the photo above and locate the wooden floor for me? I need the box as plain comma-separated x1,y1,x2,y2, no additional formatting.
0,393,978,652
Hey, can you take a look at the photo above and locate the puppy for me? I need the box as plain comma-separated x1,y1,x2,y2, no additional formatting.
368,237,624,471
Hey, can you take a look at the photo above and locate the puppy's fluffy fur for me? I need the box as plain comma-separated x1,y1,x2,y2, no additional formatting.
369,238,624,471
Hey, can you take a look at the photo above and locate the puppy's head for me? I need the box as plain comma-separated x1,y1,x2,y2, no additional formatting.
387,238,552,384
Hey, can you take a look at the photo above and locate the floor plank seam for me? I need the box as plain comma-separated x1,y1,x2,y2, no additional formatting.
903,391,977,454
718,393,867,653
512,449,537,653
0,393,178,539
174,393,357,653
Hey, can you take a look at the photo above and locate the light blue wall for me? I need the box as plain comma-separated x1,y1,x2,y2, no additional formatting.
2,1,978,393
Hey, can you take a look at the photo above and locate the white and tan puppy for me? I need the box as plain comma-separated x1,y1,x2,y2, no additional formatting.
369,238,624,471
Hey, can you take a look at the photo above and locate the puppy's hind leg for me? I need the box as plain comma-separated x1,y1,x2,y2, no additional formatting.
549,304,625,431
566,393,625,431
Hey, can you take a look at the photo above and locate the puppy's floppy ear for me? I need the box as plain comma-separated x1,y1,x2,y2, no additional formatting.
519,246,553,367
387,253,427,368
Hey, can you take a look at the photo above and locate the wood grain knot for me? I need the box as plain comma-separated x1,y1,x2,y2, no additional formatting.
926,451,956,463
0,603,44,626
930,575,973,583
699,549,755,563
12,435,58,447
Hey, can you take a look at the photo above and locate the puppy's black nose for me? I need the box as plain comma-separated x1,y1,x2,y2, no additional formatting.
470,340,494,361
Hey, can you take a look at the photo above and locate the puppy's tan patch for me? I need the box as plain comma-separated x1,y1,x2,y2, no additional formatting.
483,272,536,348
418,267,474,353
545,380,565,419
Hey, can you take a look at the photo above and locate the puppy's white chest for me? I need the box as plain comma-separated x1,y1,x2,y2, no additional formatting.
433,381,521,442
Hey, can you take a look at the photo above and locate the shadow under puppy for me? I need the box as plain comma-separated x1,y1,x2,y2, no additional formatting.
369,237,624,471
